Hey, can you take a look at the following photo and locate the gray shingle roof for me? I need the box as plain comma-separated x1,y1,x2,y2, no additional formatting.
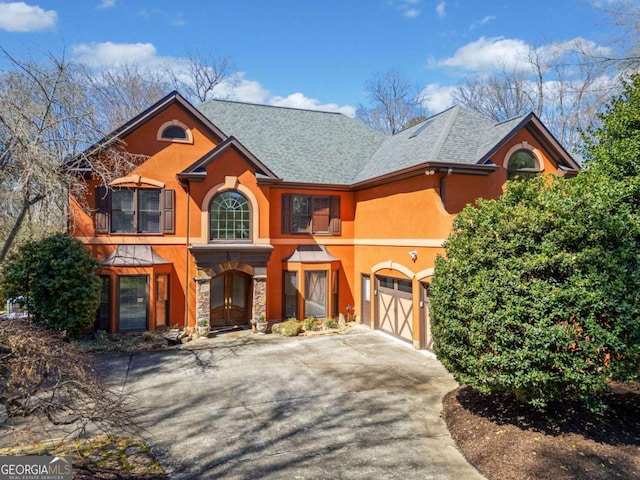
198,99,385,185
196,99,535,185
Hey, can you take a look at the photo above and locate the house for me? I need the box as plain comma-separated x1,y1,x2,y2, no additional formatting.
68,91,580,349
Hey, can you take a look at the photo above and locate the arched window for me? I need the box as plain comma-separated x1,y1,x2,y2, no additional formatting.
161,125,188,140
506,148,540,179
157,120,193,144
209,191,251,240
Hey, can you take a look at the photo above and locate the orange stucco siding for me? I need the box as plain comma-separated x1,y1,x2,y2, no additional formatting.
69,95,575,349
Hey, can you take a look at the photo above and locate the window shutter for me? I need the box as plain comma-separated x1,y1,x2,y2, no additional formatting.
329,196,341,235
281,194,292,234
95,186,110,233
162,189,175,234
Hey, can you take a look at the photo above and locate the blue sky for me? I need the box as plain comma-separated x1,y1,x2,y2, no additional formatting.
0,0,622,116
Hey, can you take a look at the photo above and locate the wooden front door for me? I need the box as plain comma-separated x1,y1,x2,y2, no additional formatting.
210,271,251,327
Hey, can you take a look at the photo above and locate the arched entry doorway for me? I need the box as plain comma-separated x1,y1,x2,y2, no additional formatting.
210,271,252,327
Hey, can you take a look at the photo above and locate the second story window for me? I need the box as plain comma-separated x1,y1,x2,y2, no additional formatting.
95,186,175,235
281,194,341,235
209,191,251,241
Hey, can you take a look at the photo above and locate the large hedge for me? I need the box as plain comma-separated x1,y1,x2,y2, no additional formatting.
1,233,101,335
430,175,640,409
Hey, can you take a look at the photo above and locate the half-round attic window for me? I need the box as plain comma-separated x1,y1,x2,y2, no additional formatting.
503,143,542,180
157,120,193,144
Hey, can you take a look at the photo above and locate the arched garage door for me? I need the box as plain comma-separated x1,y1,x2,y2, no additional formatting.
376,275,413,343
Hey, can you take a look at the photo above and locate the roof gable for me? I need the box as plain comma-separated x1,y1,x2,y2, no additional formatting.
68,91,228,171
178,136,280,182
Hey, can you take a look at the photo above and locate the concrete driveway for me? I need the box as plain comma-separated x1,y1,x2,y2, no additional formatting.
101,328,485,479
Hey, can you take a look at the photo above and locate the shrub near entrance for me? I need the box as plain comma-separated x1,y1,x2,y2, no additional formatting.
430,176,640,410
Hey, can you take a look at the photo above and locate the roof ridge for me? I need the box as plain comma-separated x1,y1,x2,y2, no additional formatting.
200,97,344,115
427,105,461,162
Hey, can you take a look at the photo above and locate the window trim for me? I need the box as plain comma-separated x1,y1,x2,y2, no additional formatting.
157,120,193,144
281,194,341,235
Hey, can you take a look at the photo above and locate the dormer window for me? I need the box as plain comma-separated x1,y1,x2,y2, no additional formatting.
157,120,193,144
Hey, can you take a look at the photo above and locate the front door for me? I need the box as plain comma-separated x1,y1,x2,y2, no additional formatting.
210,271,251,327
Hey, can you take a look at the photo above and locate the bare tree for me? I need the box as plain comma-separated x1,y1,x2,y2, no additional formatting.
84,63,171,132
168,48,237,104
452,39,617,153
357,68,426,135
0,49,143,264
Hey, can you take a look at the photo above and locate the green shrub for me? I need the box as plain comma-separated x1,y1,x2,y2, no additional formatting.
303,316,317,331
1,233,101,336
272,319,302,337
323,318,339,329
431,176,640,410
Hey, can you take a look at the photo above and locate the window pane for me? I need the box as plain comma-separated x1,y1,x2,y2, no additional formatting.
211,276,224,308
210,191,250,240
397,279,412,293
111,190,134,233
292,196,311,233
118,276,147,331
138,190,161,233
283,271,298,319
508,150,536,170
305,270,327,318
231,274,246,308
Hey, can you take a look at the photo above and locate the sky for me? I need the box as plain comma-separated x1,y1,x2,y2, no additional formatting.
0,0,627,117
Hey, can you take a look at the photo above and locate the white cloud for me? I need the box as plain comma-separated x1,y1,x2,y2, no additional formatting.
404,8,420,17
268,93,356,117
97,0,115,8
420,84,455,112
72,44,356,116
435,1,446,17
437,36,532,72
470,15,495,30
0,2,56,32
73,41,158,68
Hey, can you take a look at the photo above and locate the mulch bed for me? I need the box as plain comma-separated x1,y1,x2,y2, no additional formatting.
442,384,640,480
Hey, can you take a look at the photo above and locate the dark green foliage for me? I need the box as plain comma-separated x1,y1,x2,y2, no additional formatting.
431,176,640,409
581,74,640,180
1,233,101,335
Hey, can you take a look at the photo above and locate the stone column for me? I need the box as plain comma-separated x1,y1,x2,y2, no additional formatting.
252,275,267,323
195,275,211,327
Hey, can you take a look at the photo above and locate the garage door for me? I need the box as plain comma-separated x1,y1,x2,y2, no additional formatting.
376,276,413,343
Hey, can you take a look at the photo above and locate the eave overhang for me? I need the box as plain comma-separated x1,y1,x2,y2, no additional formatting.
351,161,499,191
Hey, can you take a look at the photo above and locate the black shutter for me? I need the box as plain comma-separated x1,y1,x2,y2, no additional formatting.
281,194,292,234
95,186,110,233
329,196,341,235
162,189,175,234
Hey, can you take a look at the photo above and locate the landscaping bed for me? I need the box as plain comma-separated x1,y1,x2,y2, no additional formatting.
442,383,640,480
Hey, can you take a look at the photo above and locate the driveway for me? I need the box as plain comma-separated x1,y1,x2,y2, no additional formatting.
101,328,485,479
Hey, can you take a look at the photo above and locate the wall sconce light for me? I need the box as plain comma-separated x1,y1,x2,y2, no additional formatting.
409,250,418,262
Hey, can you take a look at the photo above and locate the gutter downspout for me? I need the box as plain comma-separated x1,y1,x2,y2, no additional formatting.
184,181,191,329
439,168,453,207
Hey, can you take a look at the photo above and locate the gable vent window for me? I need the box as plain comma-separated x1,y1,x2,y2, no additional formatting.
162,125,188,140
157,120,193,144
